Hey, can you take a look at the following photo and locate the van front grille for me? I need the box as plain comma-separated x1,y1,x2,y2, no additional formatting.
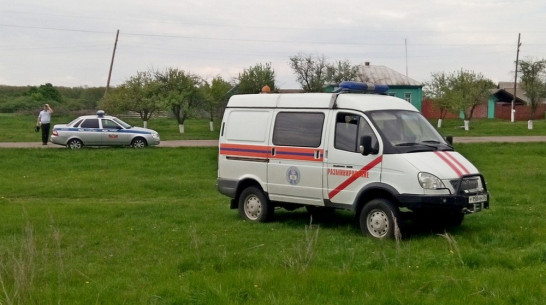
451,176,484,194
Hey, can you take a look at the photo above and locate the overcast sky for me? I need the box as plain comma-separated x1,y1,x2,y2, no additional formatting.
1,0,545,89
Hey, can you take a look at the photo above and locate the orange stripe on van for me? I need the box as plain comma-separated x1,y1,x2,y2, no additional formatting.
220,143,324,162
271,146,324,161
219,143,270,159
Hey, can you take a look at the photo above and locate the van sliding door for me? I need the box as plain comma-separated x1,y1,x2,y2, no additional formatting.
267,111,327,205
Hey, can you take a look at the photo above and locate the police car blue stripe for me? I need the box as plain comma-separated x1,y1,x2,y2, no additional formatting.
55,128,153,135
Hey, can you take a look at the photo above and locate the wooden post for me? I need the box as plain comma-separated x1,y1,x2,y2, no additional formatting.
511,33,521,123
105,29,120,96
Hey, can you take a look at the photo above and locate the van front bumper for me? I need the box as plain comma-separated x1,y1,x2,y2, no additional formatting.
396,193,489,214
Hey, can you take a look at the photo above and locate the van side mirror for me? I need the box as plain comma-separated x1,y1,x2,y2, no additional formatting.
359,135,373,156
446,135,453,146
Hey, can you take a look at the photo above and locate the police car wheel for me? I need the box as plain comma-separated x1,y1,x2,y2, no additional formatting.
67,139,83,149
131,137,147,148
360,199,400,239
238,186,273,222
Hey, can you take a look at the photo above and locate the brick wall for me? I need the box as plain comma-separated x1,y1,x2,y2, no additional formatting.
495,103,546,120
422,99,488,119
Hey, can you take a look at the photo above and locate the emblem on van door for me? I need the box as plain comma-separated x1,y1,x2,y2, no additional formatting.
286,167,301,185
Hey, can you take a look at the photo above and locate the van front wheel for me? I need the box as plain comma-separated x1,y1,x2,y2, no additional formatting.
360,199,400,239
238,187,273,222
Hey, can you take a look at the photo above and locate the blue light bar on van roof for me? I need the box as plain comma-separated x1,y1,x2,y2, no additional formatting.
336,81,389,94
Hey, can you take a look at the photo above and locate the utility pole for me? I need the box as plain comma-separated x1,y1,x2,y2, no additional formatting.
105,29,120,96
511,33,521,123
405,38,408,77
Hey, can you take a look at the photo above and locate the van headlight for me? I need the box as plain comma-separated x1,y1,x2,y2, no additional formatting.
418,172,446,189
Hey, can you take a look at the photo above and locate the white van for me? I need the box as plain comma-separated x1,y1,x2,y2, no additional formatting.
217,81,489,239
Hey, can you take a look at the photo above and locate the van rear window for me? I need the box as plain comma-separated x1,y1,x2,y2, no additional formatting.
272,112,324,147
225,110,271,142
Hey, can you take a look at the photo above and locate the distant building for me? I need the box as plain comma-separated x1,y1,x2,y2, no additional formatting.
423,81,546,121
282,62,424,110
357,62,423,110
488,82,546,120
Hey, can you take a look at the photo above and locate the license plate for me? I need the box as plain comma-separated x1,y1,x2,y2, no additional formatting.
469,194,487,204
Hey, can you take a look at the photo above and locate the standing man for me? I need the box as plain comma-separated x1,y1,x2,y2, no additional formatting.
37,104,53,145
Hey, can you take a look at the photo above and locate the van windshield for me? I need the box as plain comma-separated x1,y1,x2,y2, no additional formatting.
368,110,451,152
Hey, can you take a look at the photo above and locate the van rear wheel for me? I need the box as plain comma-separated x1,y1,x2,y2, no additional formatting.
238,186,273,222
360,199,401,239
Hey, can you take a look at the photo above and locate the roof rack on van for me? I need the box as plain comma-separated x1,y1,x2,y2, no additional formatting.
335,81,389,94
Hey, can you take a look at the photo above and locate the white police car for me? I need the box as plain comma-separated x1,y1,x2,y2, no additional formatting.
51,111,160,149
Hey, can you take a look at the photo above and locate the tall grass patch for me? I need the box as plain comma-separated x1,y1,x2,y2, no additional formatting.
1,144,545,304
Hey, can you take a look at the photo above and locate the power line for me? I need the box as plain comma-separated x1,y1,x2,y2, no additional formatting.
2,23,544,48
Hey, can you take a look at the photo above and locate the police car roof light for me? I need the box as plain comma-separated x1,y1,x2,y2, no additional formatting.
97,110,105,117
336,81,389,94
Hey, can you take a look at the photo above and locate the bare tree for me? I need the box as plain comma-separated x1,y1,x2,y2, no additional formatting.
326,59,359,85
290,54,359,92
289,54,328,92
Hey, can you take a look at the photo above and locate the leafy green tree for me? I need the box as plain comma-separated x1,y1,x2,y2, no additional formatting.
78,87,105,109
425,70,494,130
449,70,495,121
155,68,204,134
203,76,233,131
424,72,452,127
519,58,546,126
26,83,63,103
237,63,276,94
100,71,161,127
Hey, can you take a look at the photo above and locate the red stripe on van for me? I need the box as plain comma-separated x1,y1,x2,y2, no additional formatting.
434,151,462,177
443,152,470,175
328,155,383,199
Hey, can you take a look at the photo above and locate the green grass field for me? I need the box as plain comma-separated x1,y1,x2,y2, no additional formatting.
1,144,545,304
1,113,544,143
432,118,546,137
0,113,222,142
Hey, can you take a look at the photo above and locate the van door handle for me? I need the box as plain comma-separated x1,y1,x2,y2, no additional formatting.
332,164,346,168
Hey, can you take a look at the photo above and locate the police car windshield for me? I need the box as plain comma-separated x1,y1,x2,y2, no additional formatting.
113,117,132,129
369,110,449,151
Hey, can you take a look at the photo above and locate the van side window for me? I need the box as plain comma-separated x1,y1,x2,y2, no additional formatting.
272,112,324,147
334,113,377,152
